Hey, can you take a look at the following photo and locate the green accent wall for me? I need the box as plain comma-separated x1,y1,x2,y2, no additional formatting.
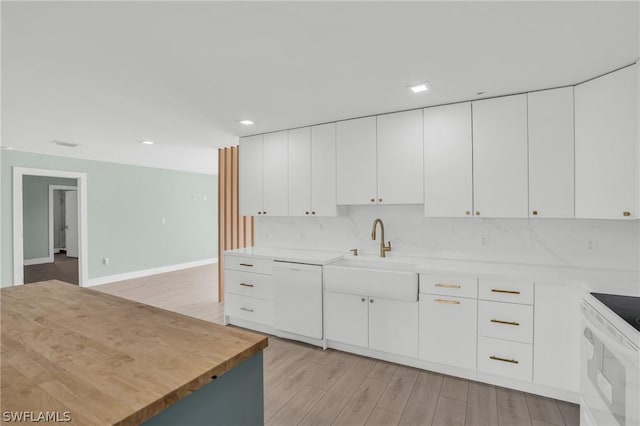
1,151,218,287
22,175,77,260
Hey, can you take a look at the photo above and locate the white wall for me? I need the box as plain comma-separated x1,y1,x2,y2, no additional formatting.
255,205,639,271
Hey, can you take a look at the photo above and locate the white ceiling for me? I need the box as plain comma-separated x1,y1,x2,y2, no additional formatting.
2,1,638,174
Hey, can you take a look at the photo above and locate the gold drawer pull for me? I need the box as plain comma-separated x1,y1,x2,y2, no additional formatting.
435,283,461,289
240,307,254,312
490,355,519,364
491,319,520,326
239,263,253,267
239,282,254,288
491,289,520,295
623,211,631,217
435,298,460,305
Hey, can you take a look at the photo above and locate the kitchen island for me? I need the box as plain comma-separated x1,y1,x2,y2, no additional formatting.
1,280,268,425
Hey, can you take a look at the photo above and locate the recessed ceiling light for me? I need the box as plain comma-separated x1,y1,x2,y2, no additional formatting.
239,120,255,126
410,84,429,93
140,140,155,145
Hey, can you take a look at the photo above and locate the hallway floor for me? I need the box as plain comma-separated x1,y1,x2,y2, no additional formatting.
24,251,78,285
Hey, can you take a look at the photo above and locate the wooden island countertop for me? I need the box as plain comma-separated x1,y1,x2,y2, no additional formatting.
1,280,268,425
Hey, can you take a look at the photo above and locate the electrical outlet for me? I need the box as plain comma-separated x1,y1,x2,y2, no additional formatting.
586,240,594,251
481,236,487,246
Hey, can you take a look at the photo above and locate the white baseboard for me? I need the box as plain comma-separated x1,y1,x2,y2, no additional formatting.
24,256,53,266
84,257,218,287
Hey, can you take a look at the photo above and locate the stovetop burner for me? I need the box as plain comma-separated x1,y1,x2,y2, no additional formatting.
592,293,640,332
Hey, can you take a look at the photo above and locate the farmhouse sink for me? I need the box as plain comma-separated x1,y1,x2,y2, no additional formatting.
324,258,418,302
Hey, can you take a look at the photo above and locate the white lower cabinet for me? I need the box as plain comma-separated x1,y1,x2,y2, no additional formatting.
533,283,581,393
477,336,533,382
324,291,369,348
369,297,418,358
419,295,477,370
324,291,418,358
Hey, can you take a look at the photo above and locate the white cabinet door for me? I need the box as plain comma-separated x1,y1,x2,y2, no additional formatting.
528,87,575,218
262,131,289,216
336,117,377,205
239,135,263,216
288,127,312,216
324,291,368,348
368,297,418,358
424,102,473,217
377,110,424,204
311,123,337,216
533,283,581,393
575,64,639,219
419,295,477,370
472,94,529,218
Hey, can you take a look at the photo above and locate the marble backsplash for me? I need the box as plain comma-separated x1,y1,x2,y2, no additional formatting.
255,204,640,271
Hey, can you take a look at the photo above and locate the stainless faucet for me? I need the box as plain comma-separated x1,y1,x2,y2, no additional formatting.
371,218,392,258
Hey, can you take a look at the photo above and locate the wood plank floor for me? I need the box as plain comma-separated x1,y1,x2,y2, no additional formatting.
94,264,580,426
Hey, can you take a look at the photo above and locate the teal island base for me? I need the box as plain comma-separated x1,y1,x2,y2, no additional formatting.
144,352,264,426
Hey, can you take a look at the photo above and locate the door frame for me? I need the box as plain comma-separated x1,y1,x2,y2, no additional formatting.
13,167,88,286
48,185,78,261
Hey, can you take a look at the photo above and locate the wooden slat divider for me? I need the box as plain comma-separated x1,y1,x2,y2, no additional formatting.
218,146,254,301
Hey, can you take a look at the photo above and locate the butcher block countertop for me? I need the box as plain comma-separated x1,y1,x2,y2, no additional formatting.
1,280,268,425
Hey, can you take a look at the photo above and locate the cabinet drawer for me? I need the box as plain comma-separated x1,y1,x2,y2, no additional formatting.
478,279,533,305
420,274,477,298
478,336,532,382
225,270,274,301
478,301,533,343
225,255,273,275
224,293,273,326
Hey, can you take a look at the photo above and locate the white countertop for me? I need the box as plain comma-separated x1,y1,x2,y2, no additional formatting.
224,247,640,296
224,247,344,265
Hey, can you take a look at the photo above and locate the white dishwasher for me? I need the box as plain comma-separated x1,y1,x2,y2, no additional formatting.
273,261,323,339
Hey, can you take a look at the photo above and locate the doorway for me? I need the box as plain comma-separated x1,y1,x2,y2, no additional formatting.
23,184,80,284
13,167,88,286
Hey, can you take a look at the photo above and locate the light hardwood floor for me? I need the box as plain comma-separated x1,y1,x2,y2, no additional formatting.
94,264,580,426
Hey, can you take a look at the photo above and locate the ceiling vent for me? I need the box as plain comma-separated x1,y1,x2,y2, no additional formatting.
50,140,80,148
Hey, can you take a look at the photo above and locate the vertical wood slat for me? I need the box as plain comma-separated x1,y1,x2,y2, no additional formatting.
218,146,254,302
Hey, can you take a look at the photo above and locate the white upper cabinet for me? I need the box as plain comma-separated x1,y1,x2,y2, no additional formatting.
288,124,337,217
288,127,312,216
262,131,289,216
377,110,424,204
528,87,575,218
575,64,639,219
424,102,473,217
472,94,529,218
311,123,337,216
336,116,377,205
239,135,264,216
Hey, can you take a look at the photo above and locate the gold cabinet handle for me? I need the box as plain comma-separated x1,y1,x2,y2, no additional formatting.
623,211,631,217
435,283,461,289
378,198,383,203
312,211,316,215
239,282,254,288
490,355,519,364
240,307,254,312
239,263,253,267
434,298,460,305
532,210,538,216
305,211,309,215
465,211,471,215
490,319,520,326
475,211,480,216
370,198,375,203
491,289,520,295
